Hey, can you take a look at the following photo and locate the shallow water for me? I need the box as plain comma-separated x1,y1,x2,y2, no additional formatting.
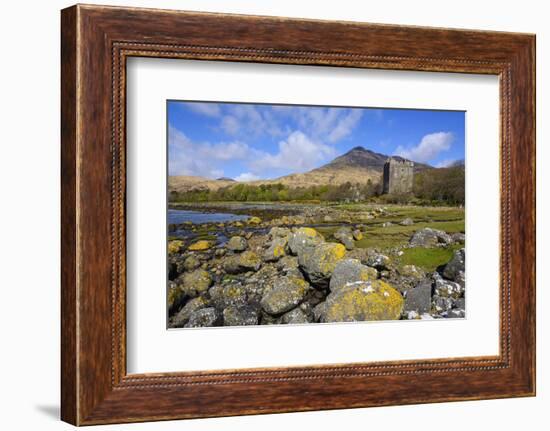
168,209,249,225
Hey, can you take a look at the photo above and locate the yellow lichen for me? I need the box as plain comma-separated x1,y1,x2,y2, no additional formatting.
324,280,403,322
318,243,346,274
248,216,262,224
168,240,184,255
359,267,378,281
273,245,285,258
332,243,346,259
188,240,212,251
302,227,320,237
240,251,261,266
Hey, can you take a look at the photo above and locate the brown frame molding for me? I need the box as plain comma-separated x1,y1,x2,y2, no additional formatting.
61,4,535,425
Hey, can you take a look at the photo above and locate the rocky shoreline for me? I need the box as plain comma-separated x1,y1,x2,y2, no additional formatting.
167,205,465,328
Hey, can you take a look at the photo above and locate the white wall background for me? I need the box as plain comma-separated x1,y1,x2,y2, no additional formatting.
0,0,546,429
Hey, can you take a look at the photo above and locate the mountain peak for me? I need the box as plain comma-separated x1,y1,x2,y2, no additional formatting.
316,146,387,172
347,146,370,153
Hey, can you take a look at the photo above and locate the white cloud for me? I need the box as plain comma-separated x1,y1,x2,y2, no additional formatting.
395,132,454,163
327,109,363,143
186,102,221,117
234,172,260,182
170,103,366,179
221,115,240,135
249,131,335,173
200,141,251,161
224,105,285,137
168,126,253,178
271,106,362,144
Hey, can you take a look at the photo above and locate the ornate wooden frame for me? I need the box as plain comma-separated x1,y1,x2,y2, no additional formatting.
61,4,536,425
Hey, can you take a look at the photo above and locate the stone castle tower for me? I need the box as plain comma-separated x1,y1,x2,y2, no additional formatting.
383,157,414,194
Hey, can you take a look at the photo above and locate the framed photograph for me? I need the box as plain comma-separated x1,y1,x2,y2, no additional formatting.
61,4,536,425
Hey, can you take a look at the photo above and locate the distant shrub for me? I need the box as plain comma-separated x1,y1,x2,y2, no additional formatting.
414,166,465,206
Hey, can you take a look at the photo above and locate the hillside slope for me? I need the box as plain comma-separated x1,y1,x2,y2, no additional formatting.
168,146,431,193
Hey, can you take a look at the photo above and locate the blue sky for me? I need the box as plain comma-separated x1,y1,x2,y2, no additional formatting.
168,101,465,181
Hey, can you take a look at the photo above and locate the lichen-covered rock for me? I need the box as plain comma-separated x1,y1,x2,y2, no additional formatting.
403,279,432,315
178,269,212,297
442,248,465,282
400,218,414,226
433,272,464,299
280,307,310,324
334,227,355,250
409,228,452,248
365,250,391,270
167,282,186,314
288,227,324,256
188,240,213,251
321,280,404,323
168,240,184,255
227,236,248,252
223,305,260,326
276,255,299,273
269,227,291,238
214,248,226,258
185,307,220,327
182,255,201,271
247,216,262,225
261,276,310,315
263,236,288,262
298,242,346,286
352,229,364,241
209,283,248,310
400,264,425,279
170,296,208,327
329,259,378,292
223,251,262,274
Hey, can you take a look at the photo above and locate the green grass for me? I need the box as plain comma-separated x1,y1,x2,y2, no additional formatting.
355,220,464,251
315,205,465,252
399,244,463,273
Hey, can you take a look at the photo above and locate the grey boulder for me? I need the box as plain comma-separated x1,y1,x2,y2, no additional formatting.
329,258,378,292
333,227,355,250
185,307,221,328
404,279,433,315
409,228,453,248
223,305,260,326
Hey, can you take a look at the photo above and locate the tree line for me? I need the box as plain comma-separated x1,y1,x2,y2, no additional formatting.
413,165,465,205
169,166,465,206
